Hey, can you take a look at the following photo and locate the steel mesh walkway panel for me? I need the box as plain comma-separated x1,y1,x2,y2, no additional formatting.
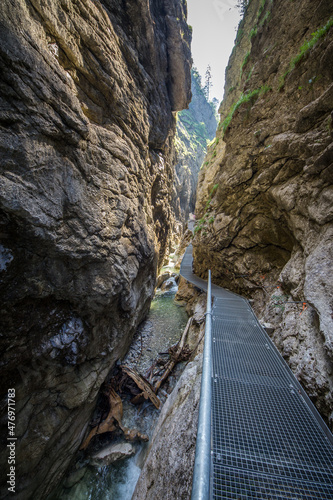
180,246,333,499
213,467,333,499
212,339,293,387
212,318,268,345
212,379,333,478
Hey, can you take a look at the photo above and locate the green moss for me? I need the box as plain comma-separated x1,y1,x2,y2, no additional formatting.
194,200,217,234
194,185,219,236
279,17,333,90
249,26,257,40
235,28,244,46
219,86,271,135
204,184,218,210
292,19,333,67
241,51,251,74
259,10,271,26
246,65,255,83
211,184,219,195
258,0,266,17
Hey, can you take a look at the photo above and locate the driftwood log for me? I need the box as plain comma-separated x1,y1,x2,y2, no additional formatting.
80,388,148,450
120,365,161,409
80,315,196,450
154,316,193,393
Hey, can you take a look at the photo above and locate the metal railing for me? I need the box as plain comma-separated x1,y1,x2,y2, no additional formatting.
191,270,212,500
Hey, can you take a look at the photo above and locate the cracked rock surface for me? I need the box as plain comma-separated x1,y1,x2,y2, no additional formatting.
194,0,333,426
0,0,191,498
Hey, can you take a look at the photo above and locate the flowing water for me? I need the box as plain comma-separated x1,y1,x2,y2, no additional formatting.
59,263,188,500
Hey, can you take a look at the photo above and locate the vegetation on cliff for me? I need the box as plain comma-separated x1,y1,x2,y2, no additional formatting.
279,16,333,90
177,68,218,151
194,0,333,426
219,84,271,135
174,68,218,224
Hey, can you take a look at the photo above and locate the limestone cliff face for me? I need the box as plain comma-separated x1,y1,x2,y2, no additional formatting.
194,0,333,425
173,69,217,225
0,0,191,498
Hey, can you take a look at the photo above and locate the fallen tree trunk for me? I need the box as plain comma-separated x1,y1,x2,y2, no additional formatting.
121,365,161,409
80,316,198,450
80,387,148,450
154,317,193,393
80,388,123,450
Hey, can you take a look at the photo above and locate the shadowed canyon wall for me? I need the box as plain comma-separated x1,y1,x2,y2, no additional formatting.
0,0,191,497
194,0,333,426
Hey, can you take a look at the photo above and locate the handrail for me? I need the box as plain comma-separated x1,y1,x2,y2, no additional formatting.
191,270,212,500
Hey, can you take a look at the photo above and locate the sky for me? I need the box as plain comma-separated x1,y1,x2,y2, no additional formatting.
187,0,242,104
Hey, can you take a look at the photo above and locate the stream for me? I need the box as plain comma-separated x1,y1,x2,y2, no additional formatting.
59,259,188,500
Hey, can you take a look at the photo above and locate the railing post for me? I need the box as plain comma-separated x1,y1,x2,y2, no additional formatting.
191,270,212,500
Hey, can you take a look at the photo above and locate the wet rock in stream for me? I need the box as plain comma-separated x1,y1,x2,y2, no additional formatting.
90,442,135,467
156,272,172,288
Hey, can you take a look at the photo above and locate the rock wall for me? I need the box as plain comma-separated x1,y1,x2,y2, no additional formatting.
0,0,191,498
194,0,333,426
173,69,218,225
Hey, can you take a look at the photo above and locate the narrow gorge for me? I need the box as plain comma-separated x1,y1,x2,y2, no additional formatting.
0,0,332,499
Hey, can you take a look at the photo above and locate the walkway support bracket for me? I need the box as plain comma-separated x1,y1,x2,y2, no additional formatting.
191,270,212,500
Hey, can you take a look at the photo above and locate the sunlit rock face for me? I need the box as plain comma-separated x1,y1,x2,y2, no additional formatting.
0,0,191,497
173,69,218,225
194,0,333,426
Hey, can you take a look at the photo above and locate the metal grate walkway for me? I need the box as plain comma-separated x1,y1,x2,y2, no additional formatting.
180,245,333,499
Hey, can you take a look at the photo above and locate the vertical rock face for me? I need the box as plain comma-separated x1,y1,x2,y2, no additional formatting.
0,0,191,498
194,0,333,425
174,69,218,224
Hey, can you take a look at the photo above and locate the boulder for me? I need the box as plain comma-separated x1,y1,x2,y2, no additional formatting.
90,442,135,467
156,272,171,289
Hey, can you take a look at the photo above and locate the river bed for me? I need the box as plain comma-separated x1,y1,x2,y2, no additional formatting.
59,266,188,500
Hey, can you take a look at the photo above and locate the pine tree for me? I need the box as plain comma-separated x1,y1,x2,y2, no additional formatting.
236,0,250,16
204,64,212,101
